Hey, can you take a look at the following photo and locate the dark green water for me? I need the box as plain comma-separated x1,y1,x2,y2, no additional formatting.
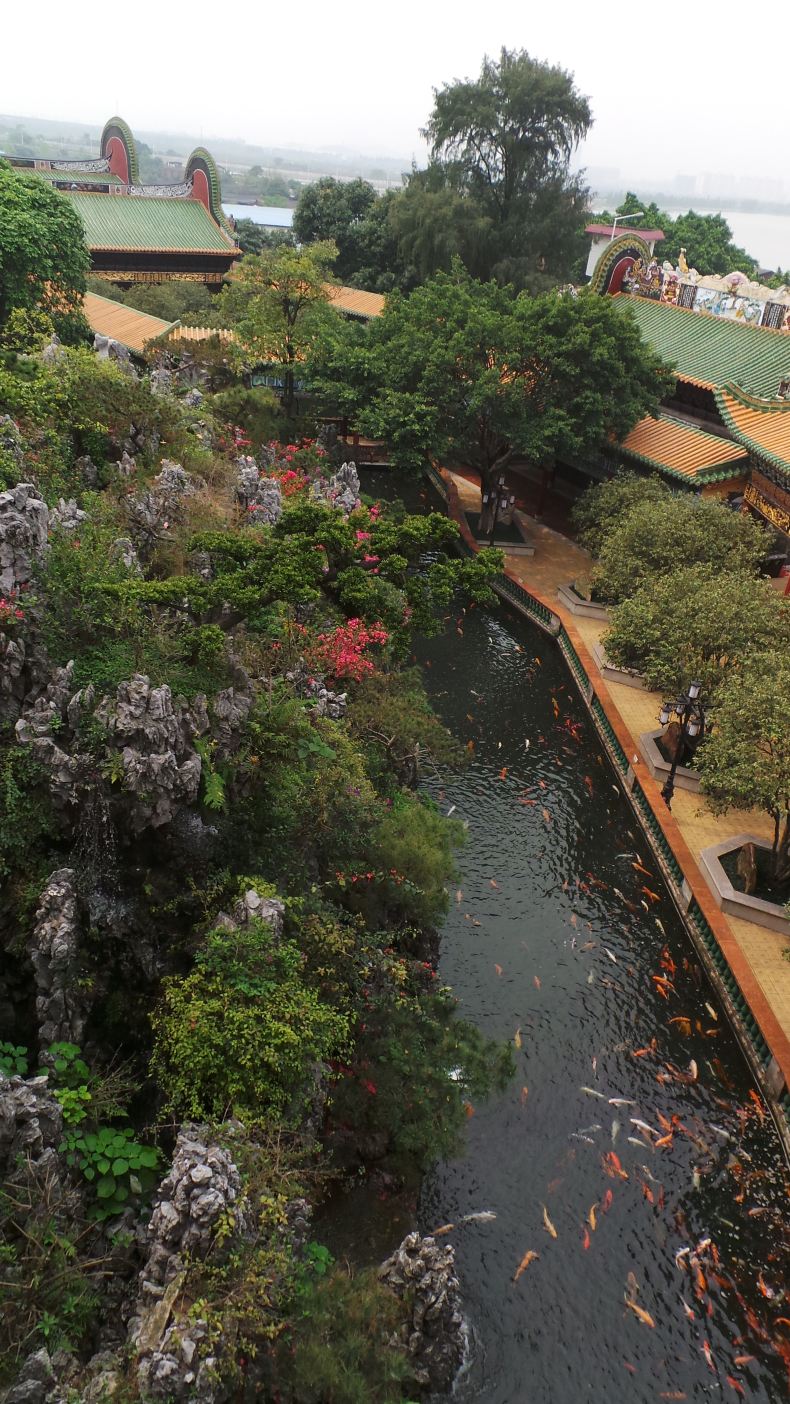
365,473,790,1403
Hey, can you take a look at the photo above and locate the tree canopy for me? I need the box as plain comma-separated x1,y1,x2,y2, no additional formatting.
603,566,790,699
0,163,90,341
310,267,671,490
595,192,759,277
590,492,769,605
215,242,338,411
699,651,790,884
397,48,592,289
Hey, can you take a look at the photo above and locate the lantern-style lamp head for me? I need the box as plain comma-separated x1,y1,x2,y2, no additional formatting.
659,704,671,726
687,717,701,737
688,680,701,700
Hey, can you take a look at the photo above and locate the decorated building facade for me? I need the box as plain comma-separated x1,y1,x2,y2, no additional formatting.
585,231,790,563
10,117,239,284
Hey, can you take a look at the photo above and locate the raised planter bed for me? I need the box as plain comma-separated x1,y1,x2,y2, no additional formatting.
591,641,649,691
700,834,790,936
556,583,610,620
464,512,535,555
637,728,701,793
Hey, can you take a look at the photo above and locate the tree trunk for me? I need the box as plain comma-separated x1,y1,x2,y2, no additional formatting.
774,811,790,886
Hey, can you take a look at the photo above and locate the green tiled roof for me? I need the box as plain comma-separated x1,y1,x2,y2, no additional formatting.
36,168,123,186
63,192,236,253
614,294,790,400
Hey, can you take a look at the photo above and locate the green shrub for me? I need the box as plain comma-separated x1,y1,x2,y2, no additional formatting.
151,919,349,1121
272,1260,417,1403
0,1042,28,1076
59,1125,160,1221
366,792,464,927
330,970,513,1176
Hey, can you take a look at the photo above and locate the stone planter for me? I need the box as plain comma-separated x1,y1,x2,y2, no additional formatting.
637,728,701,793
556,583,610,621
699,834,790,936
591,641,649,691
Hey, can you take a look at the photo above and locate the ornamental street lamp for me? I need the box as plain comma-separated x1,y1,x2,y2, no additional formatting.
482,474,509,545
658,680,705,809
610,211,644,241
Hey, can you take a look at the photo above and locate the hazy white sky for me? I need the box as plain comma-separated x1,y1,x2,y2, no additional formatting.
3,0,784,187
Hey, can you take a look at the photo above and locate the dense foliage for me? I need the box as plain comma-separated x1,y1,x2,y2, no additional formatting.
596,192,760,277
0,313,507,1397
0,165,89,343
700,651,790,883
311,267,671,520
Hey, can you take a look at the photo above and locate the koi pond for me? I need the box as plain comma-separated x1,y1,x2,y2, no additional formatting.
366,472,790,1404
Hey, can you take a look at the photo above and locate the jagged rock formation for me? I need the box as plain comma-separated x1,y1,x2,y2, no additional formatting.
74,455,99,489
286,659,347,720
0,415,24,470
28,869,85,1053
108,536,142,575
2,1348,66,1404
48,498,88,533
311,460,360,515
0,484,50,721
126,461,202,553
40,335,67,368
16,670,252,837
234,458,283,525
182,388,204,409
217,885,286,940
0,483,48,594
0,1072,63,1182
130,1126,250,1401
378,1232,467,1394
115,450,137,478
93,334,135,375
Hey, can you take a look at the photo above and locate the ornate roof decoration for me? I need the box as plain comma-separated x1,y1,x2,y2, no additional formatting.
588,233,653,296
185,148,231,231
100,116,140,184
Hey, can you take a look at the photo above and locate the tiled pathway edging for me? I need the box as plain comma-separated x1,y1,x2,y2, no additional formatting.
426,464,790,1157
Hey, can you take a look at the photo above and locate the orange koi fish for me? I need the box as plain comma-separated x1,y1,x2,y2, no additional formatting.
725,1378,745,1397
749,1089,766,1121
494,964,503,977
588,1203,598,1231
534,975,541,989
625,1298,655,1328
602,1189,614,1212
582,1226,591,1250
669,1017,692,1036
542,1205,558,1239
641,1181,654,1204
602,1152,629,1181
702,1340,714,1371
513,1248,539,1281
520,1085,529,1105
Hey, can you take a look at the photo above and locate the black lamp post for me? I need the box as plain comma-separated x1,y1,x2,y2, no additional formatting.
658,680,705,809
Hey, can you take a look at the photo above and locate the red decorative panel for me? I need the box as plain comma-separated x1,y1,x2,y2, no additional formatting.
105,136,129,183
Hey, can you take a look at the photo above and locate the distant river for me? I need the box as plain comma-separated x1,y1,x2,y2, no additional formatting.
665,208,790,272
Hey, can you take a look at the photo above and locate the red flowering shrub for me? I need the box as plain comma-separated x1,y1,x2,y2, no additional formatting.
314,619,389,681
0,591,25,628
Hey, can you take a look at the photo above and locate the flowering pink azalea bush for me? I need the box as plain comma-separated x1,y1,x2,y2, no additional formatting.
0,592,25,628
314,618,389,681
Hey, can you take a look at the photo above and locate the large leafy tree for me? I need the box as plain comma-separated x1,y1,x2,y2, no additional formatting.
603,566,790,700
397,48,592,289
700,651,790,885
216,242,338,412
310,265,671,520
0,163,90,340
294,180,405,292
590,493,768,604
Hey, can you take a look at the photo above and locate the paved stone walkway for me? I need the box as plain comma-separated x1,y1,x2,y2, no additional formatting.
444,469,790,1086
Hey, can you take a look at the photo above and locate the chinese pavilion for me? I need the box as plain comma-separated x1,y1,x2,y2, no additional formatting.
585,231,790,560
9,117,239,285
